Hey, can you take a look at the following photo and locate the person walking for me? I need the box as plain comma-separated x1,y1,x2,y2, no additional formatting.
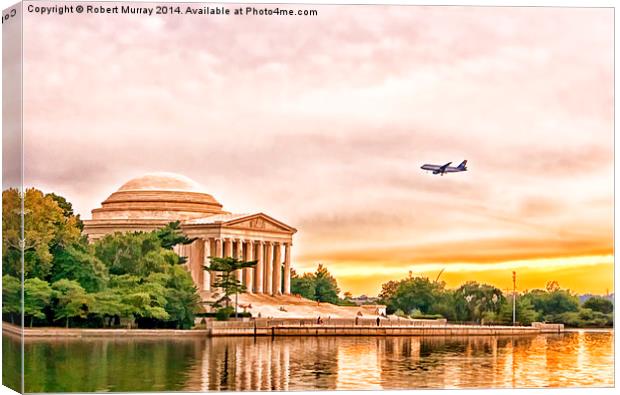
376,316,380,326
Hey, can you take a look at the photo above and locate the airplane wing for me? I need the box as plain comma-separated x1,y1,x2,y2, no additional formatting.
439,162,452,171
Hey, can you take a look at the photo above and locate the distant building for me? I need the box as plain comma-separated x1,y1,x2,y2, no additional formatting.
83,173,297,299
351,295,380,305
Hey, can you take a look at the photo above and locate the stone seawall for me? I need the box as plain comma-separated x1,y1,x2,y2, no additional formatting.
2,323,209,338
208,324,548,337
3,321,562,338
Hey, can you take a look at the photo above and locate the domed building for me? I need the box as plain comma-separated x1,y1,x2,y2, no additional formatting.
83,173,297,297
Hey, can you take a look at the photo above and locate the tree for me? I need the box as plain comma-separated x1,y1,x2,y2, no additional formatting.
454,281,504,323
24,278,53,327
46,192,83,230
2,188,82,280
94,231,179,276
498,297,539,325
155,221,197,253
107,274,169,325
290,264,341,304
390,277,442,316
2,275,21,324
291,272,317,300
205,256,257,318
52,279,93,328
149,265,200,328
51,243,108,293
90,290,126,327
314,264,340,304
523,287,579,318
378,280,402,304
583,296,613,314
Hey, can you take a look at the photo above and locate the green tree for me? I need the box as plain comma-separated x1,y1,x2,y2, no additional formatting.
291,272,317,300
147,265,200,328
94,231,179,276
290,264,341,304
391,277,442,315
90,290,126,327
430,289,458,321
107,274,169,325
454,281,504,323
52,279,92,328
2,189,82,280
583,296,613,314
2,274,22,324
522,287,579,318
314,264,340,304
46,192,83,230
205,256,257,317
24,278,53,327
498,296,540,325
51,243,108,293
155,221,197,253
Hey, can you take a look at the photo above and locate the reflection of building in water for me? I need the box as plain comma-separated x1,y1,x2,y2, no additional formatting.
83,173,297,302
194,337,339,391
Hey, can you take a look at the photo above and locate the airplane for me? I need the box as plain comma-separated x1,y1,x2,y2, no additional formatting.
421,160,468,176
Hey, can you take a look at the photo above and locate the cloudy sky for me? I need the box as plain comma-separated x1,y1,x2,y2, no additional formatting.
19,2,613,295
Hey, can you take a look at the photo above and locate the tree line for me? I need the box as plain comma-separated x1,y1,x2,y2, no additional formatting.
2,188,200,329
289,265,612,327
377,276,613,327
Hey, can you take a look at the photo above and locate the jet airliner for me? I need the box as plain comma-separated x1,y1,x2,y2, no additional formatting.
421,160,468,175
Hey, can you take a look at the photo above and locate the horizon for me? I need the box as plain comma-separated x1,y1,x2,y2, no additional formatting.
8,3,613,296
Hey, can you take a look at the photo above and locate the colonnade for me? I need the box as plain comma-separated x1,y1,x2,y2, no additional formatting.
179,237,292,296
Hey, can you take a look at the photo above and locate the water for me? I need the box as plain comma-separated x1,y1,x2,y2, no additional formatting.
3,331,614,392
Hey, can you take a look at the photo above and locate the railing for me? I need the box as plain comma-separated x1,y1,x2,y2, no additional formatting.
208,317,448,329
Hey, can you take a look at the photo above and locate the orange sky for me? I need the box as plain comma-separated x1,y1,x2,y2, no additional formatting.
10,3,613,296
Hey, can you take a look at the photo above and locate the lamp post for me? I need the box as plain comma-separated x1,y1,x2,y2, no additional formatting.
512,271,516,326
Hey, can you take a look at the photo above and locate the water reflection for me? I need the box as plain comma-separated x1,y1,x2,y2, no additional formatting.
4,331,613,392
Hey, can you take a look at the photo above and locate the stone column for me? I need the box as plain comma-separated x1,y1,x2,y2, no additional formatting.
194,239,205,292
264,241,273,295
283,242,291,295
254,241,264,294
210,238,222,288
224,238,233,257
234,239,243,282
203,238,211,291
243,240,254,293
272,242,282,295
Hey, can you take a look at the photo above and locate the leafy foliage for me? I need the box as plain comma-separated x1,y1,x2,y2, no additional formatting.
378,276,612,327
2,275,21,323
205,256,257,319
2,188,82,279
51,279,93,328
51,243,108,293
290,264,340,304
24,278,53,326
155,221,197,251
94,231,180,276
583,296,613,314
454,281,504,323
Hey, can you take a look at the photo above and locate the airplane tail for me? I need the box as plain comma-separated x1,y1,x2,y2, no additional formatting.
457,160,468,170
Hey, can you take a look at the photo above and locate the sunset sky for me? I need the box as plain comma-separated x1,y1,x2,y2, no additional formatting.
14,3,613,296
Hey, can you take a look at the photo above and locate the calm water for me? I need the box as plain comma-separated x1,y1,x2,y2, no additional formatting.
3,331,614,392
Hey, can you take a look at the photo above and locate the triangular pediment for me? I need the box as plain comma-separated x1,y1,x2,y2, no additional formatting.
224,213,297,234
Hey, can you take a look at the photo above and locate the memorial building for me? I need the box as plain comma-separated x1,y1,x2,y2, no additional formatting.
83,173,297,299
